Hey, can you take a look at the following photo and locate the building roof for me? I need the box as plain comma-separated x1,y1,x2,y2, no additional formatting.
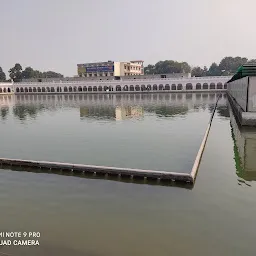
130,60,144,63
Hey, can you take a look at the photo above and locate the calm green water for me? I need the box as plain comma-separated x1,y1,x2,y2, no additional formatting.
1,92,256,256
0,93,222,172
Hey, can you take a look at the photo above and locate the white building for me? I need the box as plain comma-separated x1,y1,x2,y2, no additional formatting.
77,60,144,78
0,82,14,94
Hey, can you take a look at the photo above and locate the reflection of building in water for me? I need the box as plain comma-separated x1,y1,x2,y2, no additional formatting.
80,106,116,120
115,106,144,120
80,106,144,120
14,93,227,109
230,107,256,181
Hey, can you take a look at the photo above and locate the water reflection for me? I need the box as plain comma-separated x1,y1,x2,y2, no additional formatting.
115,106,144,120
80,106,116,120
0,93,228,121
80,106,144,121
216,105,230,118
0,106,9,120
230,106,256,183
13,105,46,120
145,106,188,117
0,92,227,174
79,105,190,120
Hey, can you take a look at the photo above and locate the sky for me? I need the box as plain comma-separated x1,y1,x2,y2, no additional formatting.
1,0,256,77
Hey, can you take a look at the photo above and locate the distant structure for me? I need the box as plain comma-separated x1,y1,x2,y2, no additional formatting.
227,64,256,126
77,60,144,78
21,72,191,83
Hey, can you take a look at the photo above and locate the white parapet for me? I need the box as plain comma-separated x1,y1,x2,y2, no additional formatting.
0,82,14,94
227,76,256,112
13,76,231,94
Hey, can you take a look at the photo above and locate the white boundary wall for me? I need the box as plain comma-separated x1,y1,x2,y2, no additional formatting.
13,76,230,94
228,76,256,112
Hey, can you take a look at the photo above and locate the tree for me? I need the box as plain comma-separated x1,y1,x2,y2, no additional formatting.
219,56,248,75
144,60,191,74
42,71,63,78
9,63,23,82
0,67,6,81
21,67,64,80
22,67,34,79
203,66,208,76
144,64,155,74
247,59,256,64
191,66,204,77
207,62,222,76
180,62,191,73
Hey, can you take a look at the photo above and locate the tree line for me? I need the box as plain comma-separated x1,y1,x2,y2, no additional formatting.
0,63,63,82
144,57,256,77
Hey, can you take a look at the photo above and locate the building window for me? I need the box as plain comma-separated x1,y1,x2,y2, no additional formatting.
105,73,108,76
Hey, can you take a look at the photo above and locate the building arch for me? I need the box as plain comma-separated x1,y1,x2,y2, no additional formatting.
165,84,170,90
196,83,201,90
51,87,55,92
42,87,46,92
46,87,50,92
20,87,24,92
153,84,157,90
129,85,134,91
29,87,32,92
25,88,28,93
73,86,77,92
78,86,82,92
210,83,215,89
186,83,193,90
16,88,20,93
135,85,140,91
88,86,92,92
203,83,208,90
98,86,103,91
123,85,128,91
64,86,68,92
171,84,176,90
224,83,227,89
83,86,87,92
37,87,41,93
147,84,151,91
159,84,164,90
217,82,223,89
104,86,109,91
141,84,146,91
93,86,97,92
177,84,182,90
0,88,2,93
68,86,72,92
33,87,37,92
116,85,121,91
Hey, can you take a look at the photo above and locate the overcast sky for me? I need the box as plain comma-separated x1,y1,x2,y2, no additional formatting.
1,0,255,76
